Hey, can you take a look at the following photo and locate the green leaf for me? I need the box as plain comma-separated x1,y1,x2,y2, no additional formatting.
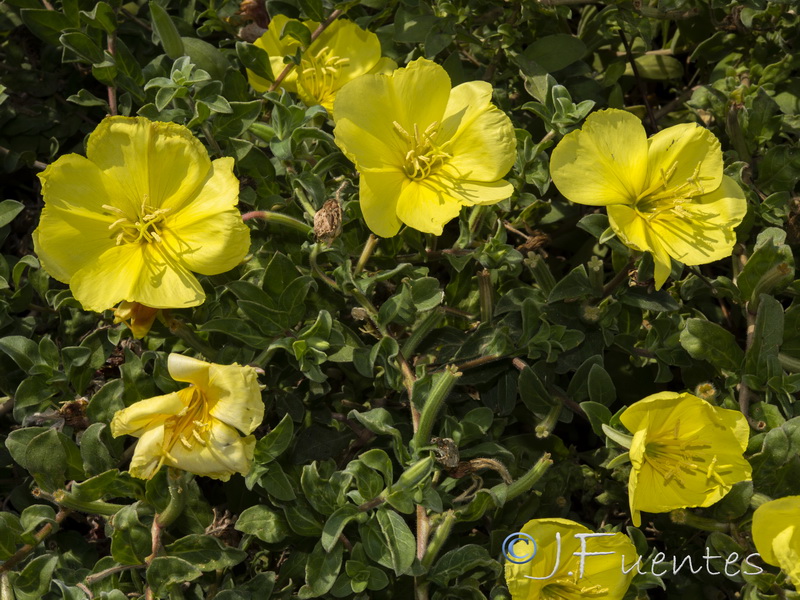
0,513,22,560
182,37,230,81
146,557,202,597
60,31,105,64
321,505,360,552
587,364,616,406
298,541,344,598
0,200,24,227
236,41,274,82
428,544,501,587
110,504,151,565
149,2,184,59
580,401,612,437
375,508,415,575
254,413,294,463
13,554,58,600
744,294,784,387
165,534,247,570
282,19,312,48
298,0,325,21
521,34,586,73
19,9,75,45
628,55,684,80
259,462,297,501
81,1,116,32
680,318,744,372
0,335,41,371
410,277,444,311
235,506,289,544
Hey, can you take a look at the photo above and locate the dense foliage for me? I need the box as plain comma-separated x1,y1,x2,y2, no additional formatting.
1,0,800,599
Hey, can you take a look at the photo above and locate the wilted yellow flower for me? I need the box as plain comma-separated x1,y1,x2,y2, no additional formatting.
113,301,160,339
247,14,395,112
333,58,517,236
752,496,800,590
620,391,751,526
33,116,250,315
110,354,264,480
550,109,746,289
504,518,638,600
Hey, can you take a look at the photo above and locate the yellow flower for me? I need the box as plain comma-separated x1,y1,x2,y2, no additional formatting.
620,392,751,526
110,354,264,480
247,15,396,112
332,58,517,236
504,518,638,600
33,116,250,315
752,496,800,590
550,109,747,289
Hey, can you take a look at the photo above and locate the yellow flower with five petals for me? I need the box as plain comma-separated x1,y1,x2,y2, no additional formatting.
110,353,264,480
247,15,396,112
33,116,250,319
332,57,517,236
620,391,751,526
752,495,800,591
550,109,747,289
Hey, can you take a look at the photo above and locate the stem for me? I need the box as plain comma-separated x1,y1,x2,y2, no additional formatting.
477,269,493,324
420,510,456,569
85,564,145,585
52,490,125,516
534,404,561,439
0,398,13,418
0,146,48,170
294,187,317,218
167,318,216,360
602,258,634,297
413,365,461,451
107,32,118,115
619,30,658,133
354,234,379,276
158,468,189,527
0,509,70,573
493,452,553,502
310,243,341,290
402,308,445,357
242,210,313,236
268,9,344,92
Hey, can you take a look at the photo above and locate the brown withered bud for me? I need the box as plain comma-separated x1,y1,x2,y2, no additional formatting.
59,398,89,431
239,0,269,28
314,199,343,244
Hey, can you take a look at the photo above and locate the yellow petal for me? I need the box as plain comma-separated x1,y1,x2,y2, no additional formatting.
168,354,211,387
551,108,649,206
359,171,406,237
110,392,185,438
773,526,800,590
162,157,251,275
440,81,516,182
165,420,256,481
128,425,167,479
70,242,205,311
250,14,312,92
650,175,746,267
395,179,463,235
753,496,800,566
33,154,117,283
86,116,211,213
606,203,673,288
367,56,397,75
427,175,513,207
113,301,160,339
207,362,264,435
646,123,723,200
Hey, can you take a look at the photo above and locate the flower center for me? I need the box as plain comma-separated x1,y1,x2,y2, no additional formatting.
643,420,720,486
299,47,349,106
633,161,715,221
393,120,452,180
104,196,171,245
161,385,211,463
542,579,608,599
